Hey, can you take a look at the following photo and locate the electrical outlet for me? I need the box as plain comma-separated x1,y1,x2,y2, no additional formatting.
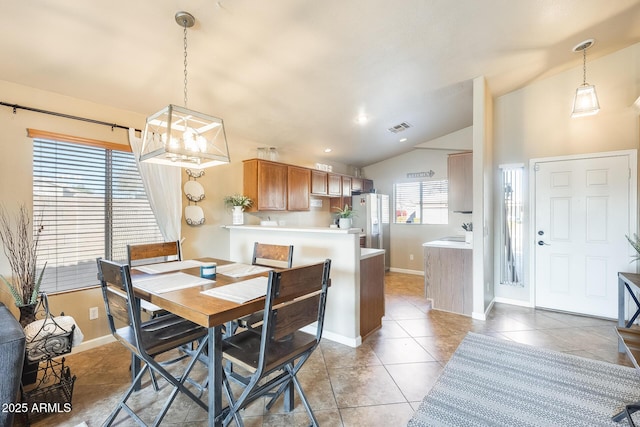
409,254,414,261
89,306,99,320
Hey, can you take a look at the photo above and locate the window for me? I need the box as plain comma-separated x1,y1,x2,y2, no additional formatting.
500,165,524,286
33,138,164,293
394,180,448,224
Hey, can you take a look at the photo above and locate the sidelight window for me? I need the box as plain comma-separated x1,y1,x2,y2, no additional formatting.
500,165,524,286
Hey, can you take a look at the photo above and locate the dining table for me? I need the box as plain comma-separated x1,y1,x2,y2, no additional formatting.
129,257,272,427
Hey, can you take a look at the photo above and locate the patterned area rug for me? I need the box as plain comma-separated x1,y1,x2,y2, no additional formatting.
408,333,640,427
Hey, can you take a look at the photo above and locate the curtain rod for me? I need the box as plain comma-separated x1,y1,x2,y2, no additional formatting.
0,101,142,133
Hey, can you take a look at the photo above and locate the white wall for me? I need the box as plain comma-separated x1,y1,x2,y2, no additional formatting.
493,42,640,304
362,127,473,273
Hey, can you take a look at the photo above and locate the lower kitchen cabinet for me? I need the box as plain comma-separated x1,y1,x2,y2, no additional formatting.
424,245,472,316
360,251,385,339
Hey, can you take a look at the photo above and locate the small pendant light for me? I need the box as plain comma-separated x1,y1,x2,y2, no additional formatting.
571,39,600,118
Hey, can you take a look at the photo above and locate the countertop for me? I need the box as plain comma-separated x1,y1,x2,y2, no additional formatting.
422,238,472,250
225,225,361,234
360,248,385,260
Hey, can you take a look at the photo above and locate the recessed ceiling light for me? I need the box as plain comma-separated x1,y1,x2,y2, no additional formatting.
356,114,369,125
324,148,332,153
399,138,407,142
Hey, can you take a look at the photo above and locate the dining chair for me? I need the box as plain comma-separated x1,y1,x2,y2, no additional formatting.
613,326,640,426
127,241,182,317
97,258,208,427
236,242,295,331
251,242,294,269
220,259,331,427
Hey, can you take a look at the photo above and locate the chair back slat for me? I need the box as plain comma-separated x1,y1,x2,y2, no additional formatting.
252,242,294,269
271,294,321,341
272,262,325,303
127,241,182,266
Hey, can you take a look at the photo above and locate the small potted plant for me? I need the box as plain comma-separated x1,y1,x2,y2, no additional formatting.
462,222,473,244
626,233,640,262
335,204,355,229
224,194,253,225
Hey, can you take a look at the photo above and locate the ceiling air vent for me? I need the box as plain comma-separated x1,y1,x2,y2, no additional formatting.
387,122,412,134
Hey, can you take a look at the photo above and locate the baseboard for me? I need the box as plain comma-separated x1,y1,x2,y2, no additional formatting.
302,325,362,348
494,296,534,308
69,334,115,355
389,267,424,276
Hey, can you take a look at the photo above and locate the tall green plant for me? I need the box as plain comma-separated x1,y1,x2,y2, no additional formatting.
0,204,46,306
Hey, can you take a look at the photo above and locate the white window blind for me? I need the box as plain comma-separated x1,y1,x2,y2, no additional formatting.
33,139,164,293
394,180,448,224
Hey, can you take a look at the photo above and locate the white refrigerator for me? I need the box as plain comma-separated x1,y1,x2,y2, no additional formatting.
352,193,390,270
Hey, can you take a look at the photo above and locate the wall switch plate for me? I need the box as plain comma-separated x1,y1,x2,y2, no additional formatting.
409,254,414,261
89,306,99,320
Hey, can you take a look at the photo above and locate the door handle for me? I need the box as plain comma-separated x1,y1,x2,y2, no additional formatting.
537,240,550,246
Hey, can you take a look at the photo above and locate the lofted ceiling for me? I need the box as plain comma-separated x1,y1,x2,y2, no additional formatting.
1,0,640,167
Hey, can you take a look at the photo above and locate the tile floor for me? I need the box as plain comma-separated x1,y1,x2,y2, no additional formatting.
24,272,631,427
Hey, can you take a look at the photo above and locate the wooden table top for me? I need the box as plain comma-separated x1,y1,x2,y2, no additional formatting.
130,258,269,328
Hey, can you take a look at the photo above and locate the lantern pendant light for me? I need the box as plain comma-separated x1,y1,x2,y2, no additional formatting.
140,11,230,169
571,39,600,118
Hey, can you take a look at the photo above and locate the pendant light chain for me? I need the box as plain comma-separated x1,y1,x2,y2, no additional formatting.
582,47,587,86
183,23,189,108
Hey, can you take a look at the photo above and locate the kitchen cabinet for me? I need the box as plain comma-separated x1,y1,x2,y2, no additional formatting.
360,250,385,340
423,244,472,316
448,152,473,213
287,166,311,211
311,170,328,196
243,159,287,211
351,178,363,193
327,173,342,196
363,179,374,193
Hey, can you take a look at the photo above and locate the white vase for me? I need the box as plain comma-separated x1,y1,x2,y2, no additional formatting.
465,231,473,244
338,217,352,229
232,206,244,225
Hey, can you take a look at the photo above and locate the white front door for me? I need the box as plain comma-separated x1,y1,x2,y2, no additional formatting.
534,153,634,318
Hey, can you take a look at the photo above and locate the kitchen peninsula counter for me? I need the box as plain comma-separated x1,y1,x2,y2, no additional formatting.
226,224,384,347
423,238,472,316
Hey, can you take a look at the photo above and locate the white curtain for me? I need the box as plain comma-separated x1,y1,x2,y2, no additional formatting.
128,128,182,241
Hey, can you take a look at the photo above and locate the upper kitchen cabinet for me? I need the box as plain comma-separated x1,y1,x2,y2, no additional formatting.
311,170,328,196
327,173,342,196
448,152,473,213
243,159,288,211
287,165,311,211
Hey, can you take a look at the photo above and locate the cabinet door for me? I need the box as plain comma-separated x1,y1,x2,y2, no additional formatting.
327,174,342,196
342,176,352,198
448,152,473,213
363,179,374,193
257,161,288,211
311,170,328,196
351,178,363,193
288,166,311,211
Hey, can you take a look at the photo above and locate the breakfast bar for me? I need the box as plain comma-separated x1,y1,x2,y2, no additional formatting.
226,225,385,347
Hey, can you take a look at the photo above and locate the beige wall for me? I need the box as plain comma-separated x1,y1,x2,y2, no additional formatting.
493,41,640,304
0,79,347,345
362,127,473,273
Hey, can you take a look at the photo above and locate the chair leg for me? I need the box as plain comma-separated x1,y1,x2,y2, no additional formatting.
104,364,150,427
613,402,640,426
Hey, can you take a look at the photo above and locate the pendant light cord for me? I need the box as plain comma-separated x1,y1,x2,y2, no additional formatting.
582,47,587,86
183,21,189,108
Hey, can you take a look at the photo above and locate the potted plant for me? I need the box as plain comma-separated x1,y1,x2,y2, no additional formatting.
462,222,473,244
335,204,355,229
626,233,640,262
0,204,46,324
224,194,253,225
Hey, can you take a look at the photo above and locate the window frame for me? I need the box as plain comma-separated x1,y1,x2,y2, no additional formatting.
393,179,449,225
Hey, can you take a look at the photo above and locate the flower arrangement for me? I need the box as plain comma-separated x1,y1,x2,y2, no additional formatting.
462,222,473,232
334,204,355,218
224,194,253,211
0,204,46,307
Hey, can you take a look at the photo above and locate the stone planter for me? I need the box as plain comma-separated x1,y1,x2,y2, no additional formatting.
232,206,244,225
338,217,352,229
